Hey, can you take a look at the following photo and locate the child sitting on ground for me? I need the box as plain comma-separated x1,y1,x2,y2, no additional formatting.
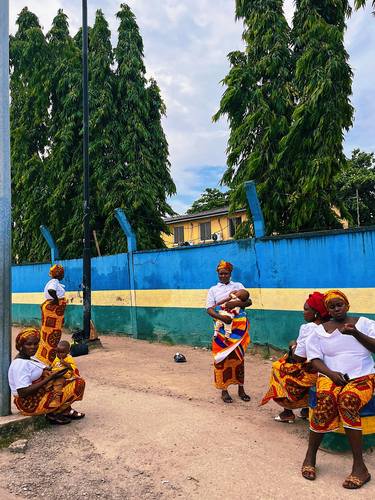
214,289,250,338
45,340,80,408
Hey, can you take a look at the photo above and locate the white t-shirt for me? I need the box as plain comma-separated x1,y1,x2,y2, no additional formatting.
44,278,65,299
8,357,47,395
306,316,375,380
294,322,318,358
206,281,246,308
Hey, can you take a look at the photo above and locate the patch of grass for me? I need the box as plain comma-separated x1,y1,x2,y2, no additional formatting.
0,416,48,449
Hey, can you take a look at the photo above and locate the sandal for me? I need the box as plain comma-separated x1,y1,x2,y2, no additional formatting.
239,393,251,402
221,394,233,404
343,473,371,489
274,415,295,424
301,465,316,481
67,409,85,420
46,414,71,425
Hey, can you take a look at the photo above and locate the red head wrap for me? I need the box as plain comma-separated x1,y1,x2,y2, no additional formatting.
216,260,233,272
306,292,329,320
15,328,40,352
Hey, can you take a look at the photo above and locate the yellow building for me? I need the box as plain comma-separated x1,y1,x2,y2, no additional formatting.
162,207,248,248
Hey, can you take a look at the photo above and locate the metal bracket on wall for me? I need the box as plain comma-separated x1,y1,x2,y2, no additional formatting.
115,208,138,338
244,181,266,238
40,225,60,263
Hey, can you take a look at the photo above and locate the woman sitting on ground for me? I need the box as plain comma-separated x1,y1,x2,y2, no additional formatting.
8,328,85,425
302,290,375,489
261,292,329,422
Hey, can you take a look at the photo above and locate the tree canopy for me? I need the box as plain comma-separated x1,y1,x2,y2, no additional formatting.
336,150,375,227
187,188,229,214
10,4,175,263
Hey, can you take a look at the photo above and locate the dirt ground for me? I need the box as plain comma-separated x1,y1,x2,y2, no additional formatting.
0,328,374,499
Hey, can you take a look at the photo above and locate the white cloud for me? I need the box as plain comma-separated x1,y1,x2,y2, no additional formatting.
9,1,375,214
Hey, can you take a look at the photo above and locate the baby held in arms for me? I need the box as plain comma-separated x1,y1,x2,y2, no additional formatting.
214,289,250,338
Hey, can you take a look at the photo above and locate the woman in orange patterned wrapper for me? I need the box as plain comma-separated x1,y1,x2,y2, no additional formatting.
36,264,67,365
301,290,375,489
206,260,252,403
260,292,329,423
8,328,85,425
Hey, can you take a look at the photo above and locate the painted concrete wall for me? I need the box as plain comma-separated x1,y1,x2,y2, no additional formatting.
12,226,375,349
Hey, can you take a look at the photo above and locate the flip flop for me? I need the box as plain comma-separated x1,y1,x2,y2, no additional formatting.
67,409,85,420
343,473,371,489
301,465,316,480
274,415,295,424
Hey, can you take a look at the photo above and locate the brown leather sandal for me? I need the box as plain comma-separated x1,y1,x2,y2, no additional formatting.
343,473,371,489
301,465,316,480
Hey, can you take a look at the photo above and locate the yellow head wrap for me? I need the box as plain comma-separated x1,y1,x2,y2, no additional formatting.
324,290,350,308
216,260,233,272
15,328,40,352
49,264,64,278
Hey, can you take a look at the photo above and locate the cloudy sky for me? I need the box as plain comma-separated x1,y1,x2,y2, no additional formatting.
10,1,375,214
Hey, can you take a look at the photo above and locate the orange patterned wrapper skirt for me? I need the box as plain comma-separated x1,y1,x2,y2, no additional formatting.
36,298,67,365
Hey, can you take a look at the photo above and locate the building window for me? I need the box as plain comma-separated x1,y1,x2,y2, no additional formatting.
229,216,242,237
173,226,185,244
200,221,211,241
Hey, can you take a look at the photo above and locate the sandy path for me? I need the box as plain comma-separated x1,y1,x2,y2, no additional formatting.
0,330,374,499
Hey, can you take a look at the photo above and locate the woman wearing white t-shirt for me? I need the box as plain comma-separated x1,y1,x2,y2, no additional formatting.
206,260,252,404
36,264,67,365
8,328,85,424
302,290,375,490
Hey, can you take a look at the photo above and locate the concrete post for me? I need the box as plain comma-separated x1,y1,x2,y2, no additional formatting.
0,0,12,415
115,209,138,337
244,181,266,238
40,225,60,263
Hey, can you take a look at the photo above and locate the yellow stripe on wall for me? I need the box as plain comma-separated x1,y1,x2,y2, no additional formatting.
11,287,375,314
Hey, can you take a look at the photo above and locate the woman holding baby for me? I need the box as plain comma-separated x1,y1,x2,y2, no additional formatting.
206,260,252,403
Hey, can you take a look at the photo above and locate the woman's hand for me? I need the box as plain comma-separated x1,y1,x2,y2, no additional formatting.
49,367,69,379
339,323,358,336
225,300,240,309
328,371,347,386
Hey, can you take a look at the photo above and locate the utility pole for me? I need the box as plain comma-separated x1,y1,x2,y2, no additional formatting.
82,0,91,339
356,188,360,227
0,0,11,415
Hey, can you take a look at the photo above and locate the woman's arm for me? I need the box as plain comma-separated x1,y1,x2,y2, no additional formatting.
340,324,375,353
206,307,232,324
47,288,59,305
17,369,68,398
311,358,347,385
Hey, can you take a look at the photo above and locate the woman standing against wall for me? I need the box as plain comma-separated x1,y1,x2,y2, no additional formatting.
206,260,252,403
36,264,67,365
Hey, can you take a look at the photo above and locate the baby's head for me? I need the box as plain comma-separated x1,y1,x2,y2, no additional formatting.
232,289,249,302
56,340,70,360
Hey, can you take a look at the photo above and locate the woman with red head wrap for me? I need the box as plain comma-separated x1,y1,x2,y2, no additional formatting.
36,264,67,365
206,260,252,403
261,292,329,422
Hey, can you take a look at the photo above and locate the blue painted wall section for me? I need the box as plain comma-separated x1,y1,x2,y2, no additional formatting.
12,226,375,349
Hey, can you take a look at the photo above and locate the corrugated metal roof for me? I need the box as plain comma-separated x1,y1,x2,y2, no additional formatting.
164,206,246,224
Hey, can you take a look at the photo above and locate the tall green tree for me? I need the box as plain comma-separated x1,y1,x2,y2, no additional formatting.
355,1,375,13
112,3,175,250
214,0,293,234
88,10,121,255
337,150,375,226
45,9,84,259
187,188,229,214
276,0,353,231
10,7,50,262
